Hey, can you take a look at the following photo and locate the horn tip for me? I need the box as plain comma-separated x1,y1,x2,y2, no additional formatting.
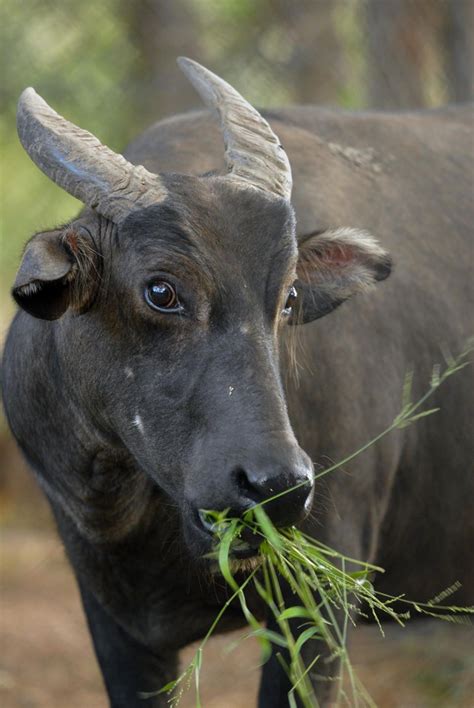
18,87,37,103
176,56,191,67
18,87,44,117
177,56,204,82
177,56,200,72
177,56,220,110
177,56,198,79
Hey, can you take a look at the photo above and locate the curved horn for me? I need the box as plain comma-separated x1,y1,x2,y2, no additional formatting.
17,88,167,224
178,57,292,201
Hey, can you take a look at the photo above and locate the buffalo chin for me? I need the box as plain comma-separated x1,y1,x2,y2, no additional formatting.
210,555,263,575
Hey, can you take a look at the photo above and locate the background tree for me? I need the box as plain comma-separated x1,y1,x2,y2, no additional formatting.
443,0,474,101
122,0,202,125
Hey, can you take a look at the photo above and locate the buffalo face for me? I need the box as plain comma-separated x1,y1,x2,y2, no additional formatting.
12,59,390,558
92,177,315,557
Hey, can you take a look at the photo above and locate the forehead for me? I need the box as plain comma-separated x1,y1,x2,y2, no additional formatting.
118,175,297,281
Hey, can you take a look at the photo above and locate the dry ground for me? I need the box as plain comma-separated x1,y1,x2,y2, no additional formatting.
1,530,473,708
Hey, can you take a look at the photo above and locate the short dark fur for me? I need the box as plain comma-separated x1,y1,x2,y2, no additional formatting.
2,99,473,708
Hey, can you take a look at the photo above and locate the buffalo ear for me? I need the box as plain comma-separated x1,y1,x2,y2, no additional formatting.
291,227,392,325
12,225,99,320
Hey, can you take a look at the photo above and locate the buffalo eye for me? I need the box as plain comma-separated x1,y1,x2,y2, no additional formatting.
282,286,298,316
145,281,181,313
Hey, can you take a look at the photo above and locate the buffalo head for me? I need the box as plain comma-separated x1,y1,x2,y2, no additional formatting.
12,59,391,558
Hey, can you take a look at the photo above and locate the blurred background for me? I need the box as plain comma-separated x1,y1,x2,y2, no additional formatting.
1,1,473,706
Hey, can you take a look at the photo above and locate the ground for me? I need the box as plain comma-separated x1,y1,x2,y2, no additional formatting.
1,530,473,708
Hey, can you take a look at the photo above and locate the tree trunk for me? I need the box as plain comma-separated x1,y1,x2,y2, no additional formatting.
122,0,202,128
443,0,474,102
365,0,437,108
269,0,344,105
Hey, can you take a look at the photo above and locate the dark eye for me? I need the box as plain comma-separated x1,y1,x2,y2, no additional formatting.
282,286,298,315
145,281,181,313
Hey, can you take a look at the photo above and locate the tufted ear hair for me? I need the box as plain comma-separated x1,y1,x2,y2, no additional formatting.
12,224,100,320
291,227,392,325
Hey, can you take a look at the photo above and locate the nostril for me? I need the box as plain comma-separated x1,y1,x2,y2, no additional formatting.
233,466,263,504
234,467,248,491
231,459,314,527
233,464,311,506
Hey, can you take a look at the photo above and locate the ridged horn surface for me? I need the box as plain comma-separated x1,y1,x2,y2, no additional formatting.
178,57,292,201
17,88,167,223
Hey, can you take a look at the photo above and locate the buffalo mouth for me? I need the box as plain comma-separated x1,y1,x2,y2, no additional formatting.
199,508,262,545
185,477,313,569
184,507,263,568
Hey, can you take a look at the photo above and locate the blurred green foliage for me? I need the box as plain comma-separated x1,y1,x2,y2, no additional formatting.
0,0,326,312
1,0,472,319
0,0,137,313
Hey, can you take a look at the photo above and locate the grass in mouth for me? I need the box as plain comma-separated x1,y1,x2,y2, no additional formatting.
153,341,474,708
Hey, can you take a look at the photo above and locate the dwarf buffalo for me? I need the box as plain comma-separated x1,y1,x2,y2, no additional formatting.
2,58,473,706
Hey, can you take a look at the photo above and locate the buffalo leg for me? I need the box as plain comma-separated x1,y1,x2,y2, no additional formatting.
79,583,177,708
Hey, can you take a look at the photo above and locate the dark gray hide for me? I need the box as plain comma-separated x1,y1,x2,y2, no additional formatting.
2,58,473,707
